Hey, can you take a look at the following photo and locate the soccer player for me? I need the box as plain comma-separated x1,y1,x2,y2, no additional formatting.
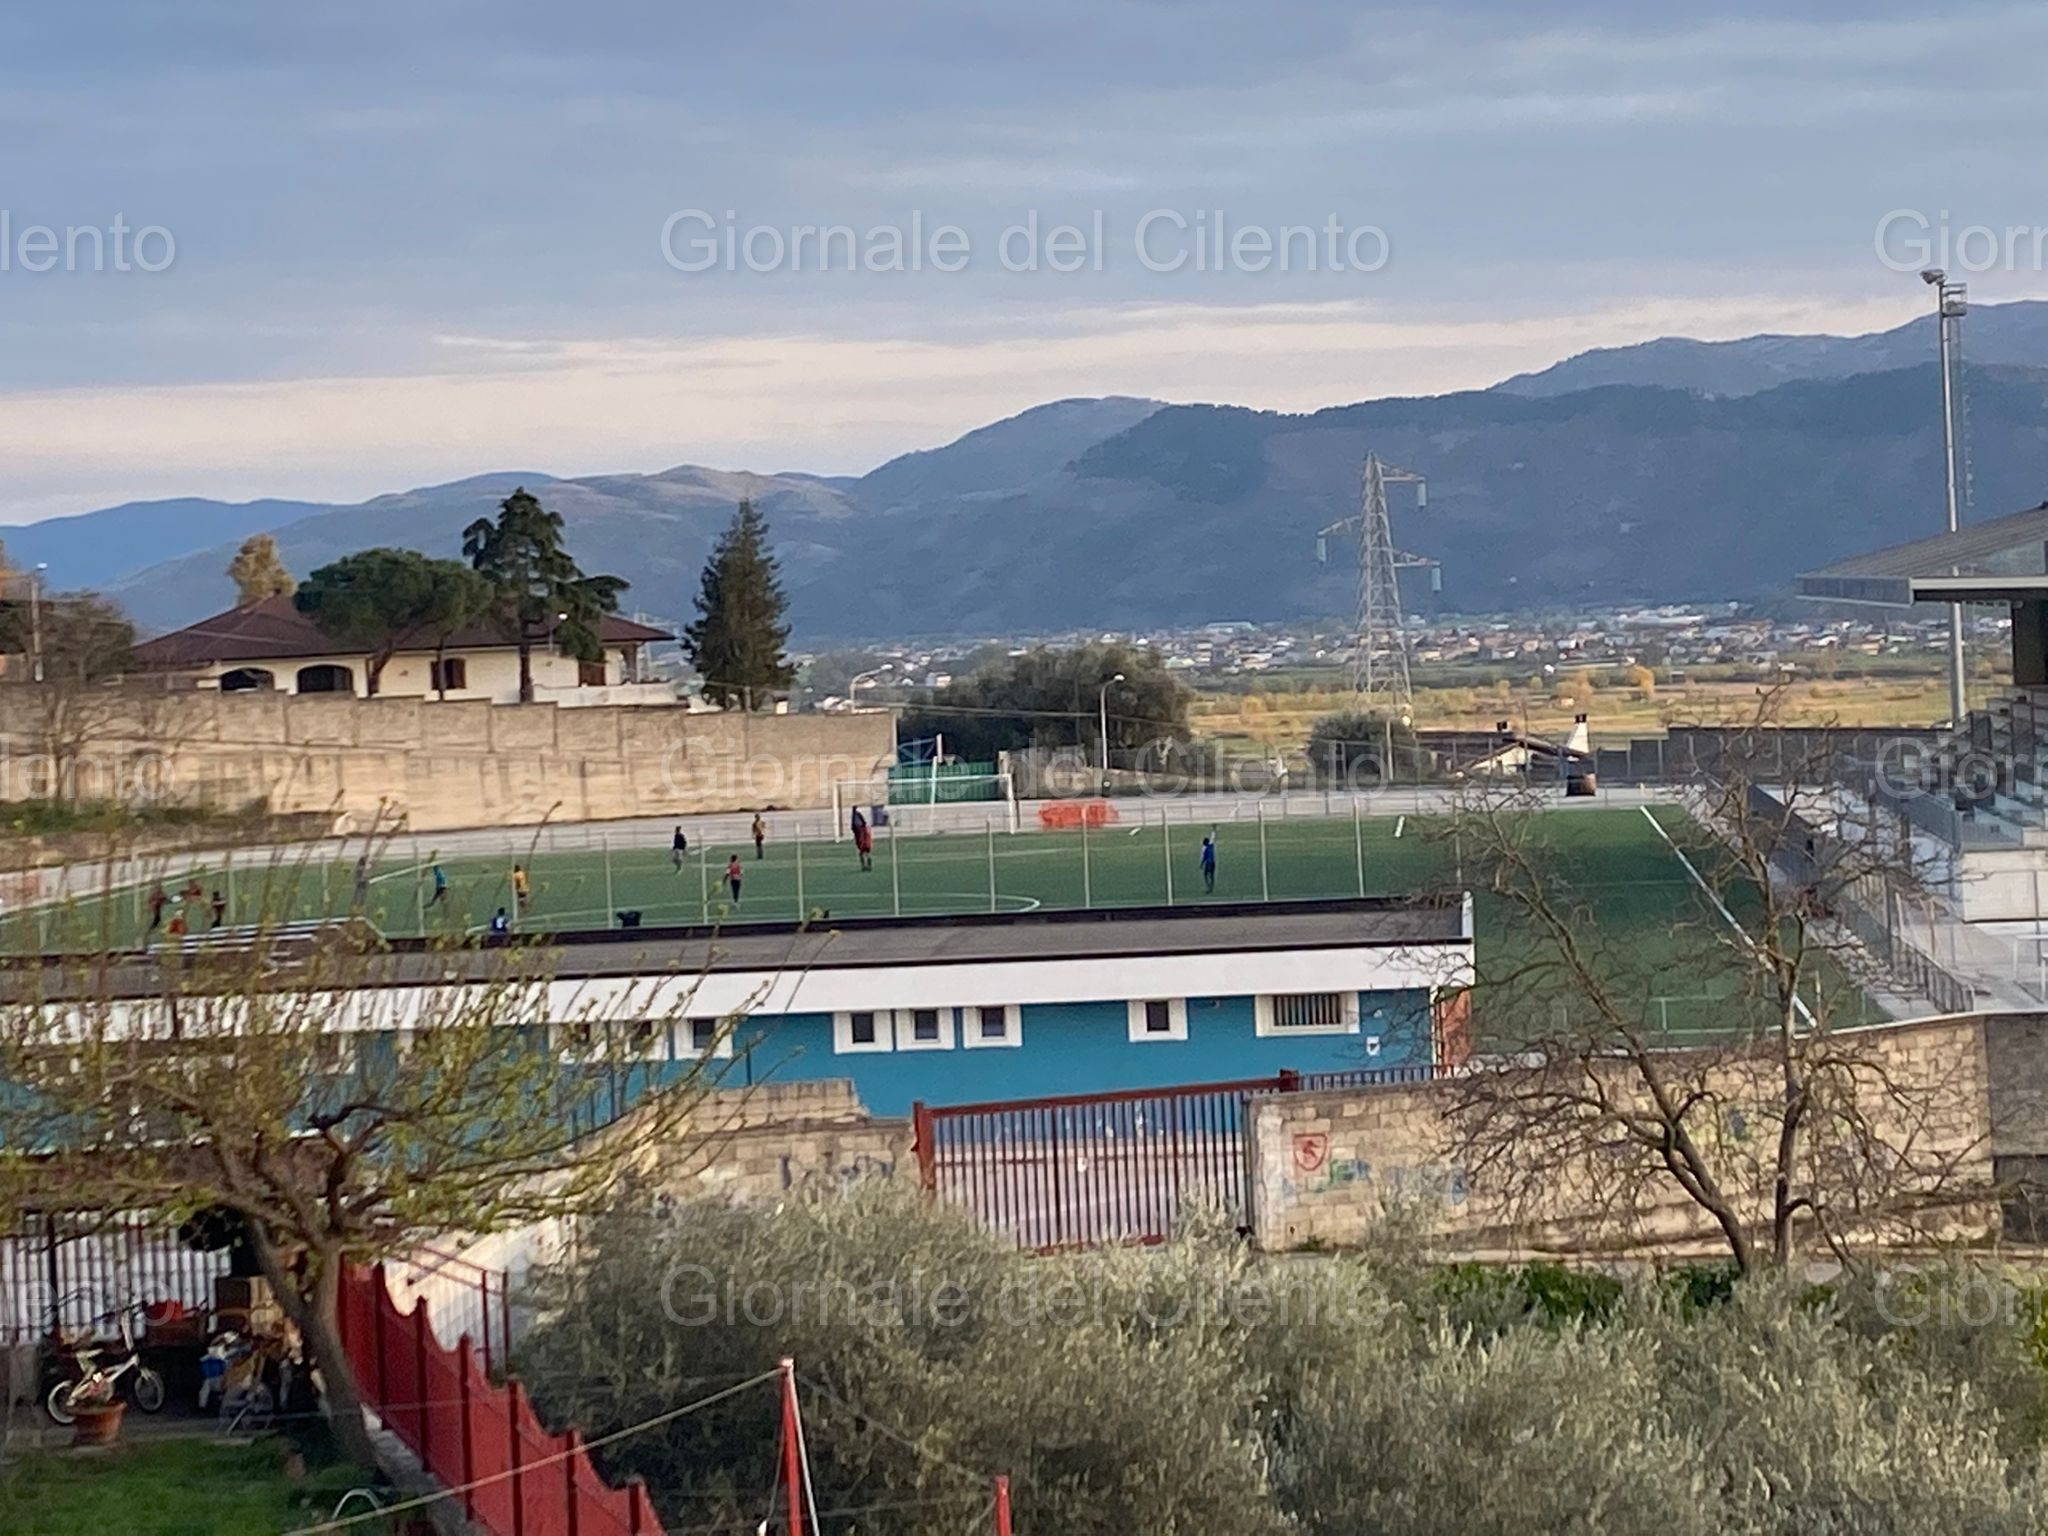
1200,832,1217,894
146,886,169,931
512,864,532,913
671,825,688,871
489,907,510,936
210,889,227,929
426,864,448,907
352,854,370,909
752,812,766,860
725,854,744,905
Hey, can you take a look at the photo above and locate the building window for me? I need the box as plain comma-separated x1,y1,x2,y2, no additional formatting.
895,1006,955,1051
684,1017,733,1059
1126,998,1188,1042
834,1010,891,1054
963,1004,1021,1050
1255,992,1361,1037
294,663,354,694
430,657,468,692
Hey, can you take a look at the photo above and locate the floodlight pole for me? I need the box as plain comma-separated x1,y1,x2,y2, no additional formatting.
1929,270,1969,725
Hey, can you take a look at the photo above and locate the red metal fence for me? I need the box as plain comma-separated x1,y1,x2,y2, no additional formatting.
913,1065,1433,1249
340,1261,664,1536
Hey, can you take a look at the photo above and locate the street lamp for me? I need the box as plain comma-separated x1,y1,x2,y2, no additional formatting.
849,664,894,709
29,564,47,685
1923,267,1969,725
1098,672,1125,780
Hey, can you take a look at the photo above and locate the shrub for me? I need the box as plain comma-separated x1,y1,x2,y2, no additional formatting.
520,1189,2048,1535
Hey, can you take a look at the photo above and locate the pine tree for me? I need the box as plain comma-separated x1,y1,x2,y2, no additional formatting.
683,500,795,710
462,488,626,704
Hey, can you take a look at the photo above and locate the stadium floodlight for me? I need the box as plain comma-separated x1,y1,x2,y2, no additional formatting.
1924,269,1970,724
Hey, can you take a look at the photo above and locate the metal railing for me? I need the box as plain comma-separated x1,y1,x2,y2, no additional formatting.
913,1066,1434,1249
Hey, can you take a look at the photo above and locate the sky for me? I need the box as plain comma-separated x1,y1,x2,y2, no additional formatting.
3,0,2047,521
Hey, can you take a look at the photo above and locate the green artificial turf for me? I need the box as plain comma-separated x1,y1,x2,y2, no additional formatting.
18,804,1882,1042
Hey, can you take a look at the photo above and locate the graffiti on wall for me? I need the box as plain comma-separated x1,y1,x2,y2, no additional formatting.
1289,1133,1467,1205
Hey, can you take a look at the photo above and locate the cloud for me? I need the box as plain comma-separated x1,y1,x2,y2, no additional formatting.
0,287,1958,520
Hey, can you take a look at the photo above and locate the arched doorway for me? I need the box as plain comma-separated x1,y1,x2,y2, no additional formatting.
294,664,354,695
218,667,276,693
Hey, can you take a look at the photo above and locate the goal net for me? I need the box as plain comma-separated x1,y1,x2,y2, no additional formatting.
830,771,1018,838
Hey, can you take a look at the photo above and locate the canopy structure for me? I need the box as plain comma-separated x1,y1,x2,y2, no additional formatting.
1799,500,2048,684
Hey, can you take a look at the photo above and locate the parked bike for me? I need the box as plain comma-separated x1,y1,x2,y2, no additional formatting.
46,1306,167,1424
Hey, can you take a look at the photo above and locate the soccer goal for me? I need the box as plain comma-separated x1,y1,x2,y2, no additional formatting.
830,771,1019,837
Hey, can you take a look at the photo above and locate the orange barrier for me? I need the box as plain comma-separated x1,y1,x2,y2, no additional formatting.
1037,800,1121,830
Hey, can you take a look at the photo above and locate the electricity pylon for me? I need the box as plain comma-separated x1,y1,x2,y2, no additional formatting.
1316,453,1437,722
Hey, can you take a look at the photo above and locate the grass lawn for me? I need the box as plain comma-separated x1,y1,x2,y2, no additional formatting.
0,1436,367,1536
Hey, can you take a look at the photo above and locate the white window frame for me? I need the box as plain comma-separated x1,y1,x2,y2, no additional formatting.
1127,997,1189,1042
552,1019,674,1062
895,1006,956,1052
1254,991,1362,1038
834,1009,893,1055
682,1016,737,1061
962,1004,1022,1050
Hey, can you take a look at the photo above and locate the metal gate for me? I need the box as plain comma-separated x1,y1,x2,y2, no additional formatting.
913,1067,1430,1249
0,1210,228,1343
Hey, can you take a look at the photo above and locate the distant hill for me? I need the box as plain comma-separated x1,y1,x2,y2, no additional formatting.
101,397,1160,635
1498,299,2048,398
33,305,2048,639
2,497,329,593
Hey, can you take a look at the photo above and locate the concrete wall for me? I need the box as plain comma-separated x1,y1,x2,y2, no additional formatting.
1247,1013,2003,1257
0,688,893,831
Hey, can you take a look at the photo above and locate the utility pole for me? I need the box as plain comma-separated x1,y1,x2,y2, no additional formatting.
1317,453,1438,723
1924,268,1969,725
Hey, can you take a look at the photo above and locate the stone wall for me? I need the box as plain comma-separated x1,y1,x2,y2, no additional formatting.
0,688,893,831
630,1078,913,1205
1247,1013,2005,1257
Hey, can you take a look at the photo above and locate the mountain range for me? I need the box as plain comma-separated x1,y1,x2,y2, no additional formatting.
22,302,2048,642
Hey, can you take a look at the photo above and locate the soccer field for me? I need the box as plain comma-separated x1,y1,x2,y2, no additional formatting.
20,805,1879,1038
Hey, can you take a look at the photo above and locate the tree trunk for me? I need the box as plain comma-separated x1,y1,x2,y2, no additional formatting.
250,1233,382,1472
517,634,534,704
297,1262,381,1473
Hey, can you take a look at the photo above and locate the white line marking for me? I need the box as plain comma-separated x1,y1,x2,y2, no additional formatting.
1393,816,1406,839
1638,804,1816,1029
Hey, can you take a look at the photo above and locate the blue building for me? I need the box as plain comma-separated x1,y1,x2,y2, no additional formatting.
71,897,1474,1123
524,897,1473,1117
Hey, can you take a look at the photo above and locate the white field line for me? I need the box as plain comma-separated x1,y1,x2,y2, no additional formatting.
1394,816,1406,839
1638,804,1817,1030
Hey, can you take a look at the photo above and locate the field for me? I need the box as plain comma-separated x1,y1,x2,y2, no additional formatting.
26,805,1879,1040
1191,670,1961,753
